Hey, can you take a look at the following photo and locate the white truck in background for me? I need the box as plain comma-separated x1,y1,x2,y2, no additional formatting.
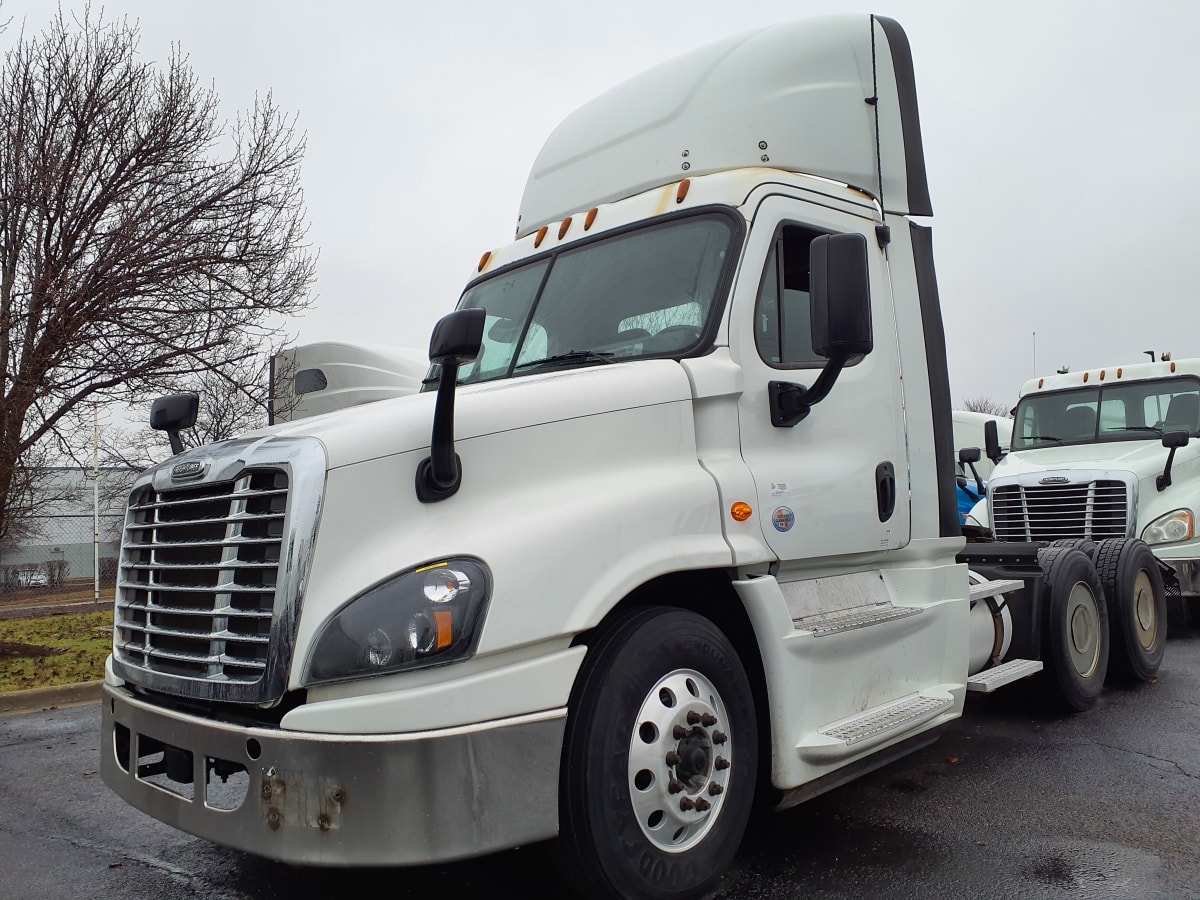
101,17,1168,900
970,358,1200,636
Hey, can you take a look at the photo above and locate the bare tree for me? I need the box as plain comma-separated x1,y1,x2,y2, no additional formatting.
959,396,1013,418
0,7,315,544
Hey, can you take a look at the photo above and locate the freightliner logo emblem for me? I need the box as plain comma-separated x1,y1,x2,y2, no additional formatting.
1039,476,1070,485
171,460,207,480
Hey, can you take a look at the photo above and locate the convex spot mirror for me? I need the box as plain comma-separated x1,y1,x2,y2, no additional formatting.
150,392,199,456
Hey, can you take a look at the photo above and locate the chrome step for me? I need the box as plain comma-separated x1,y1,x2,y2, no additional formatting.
969,578,1024,602
793,602,922,637
818,693,953,746
967,658,1043,693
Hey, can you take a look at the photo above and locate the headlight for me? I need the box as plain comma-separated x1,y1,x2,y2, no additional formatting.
1142,509,1195,546
306,558,491,685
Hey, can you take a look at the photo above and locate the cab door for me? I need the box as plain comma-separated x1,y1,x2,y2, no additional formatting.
731,195,910,562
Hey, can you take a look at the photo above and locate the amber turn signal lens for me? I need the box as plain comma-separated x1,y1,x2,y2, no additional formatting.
731,502,753,522
477,251,492,273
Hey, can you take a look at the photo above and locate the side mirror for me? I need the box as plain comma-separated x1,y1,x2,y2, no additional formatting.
810,233,873,358
1157,430,1190,492
984,419,1003,463
769,233,873,428
150,393,199,456
959,447,984,495
416,308,486,503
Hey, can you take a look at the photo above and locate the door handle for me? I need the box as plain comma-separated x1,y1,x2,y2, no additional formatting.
876,461,896,522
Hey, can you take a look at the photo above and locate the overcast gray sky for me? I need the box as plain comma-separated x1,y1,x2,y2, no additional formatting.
3,0,1196,407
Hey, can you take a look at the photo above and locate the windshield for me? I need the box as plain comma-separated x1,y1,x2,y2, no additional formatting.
1012,376,1200,450
425,212,738,387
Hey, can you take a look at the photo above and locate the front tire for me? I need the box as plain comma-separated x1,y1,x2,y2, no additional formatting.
1037,547,1109,712
1094,539,1166,683
558,607,757,900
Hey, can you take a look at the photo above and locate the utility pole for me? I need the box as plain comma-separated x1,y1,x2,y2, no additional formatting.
1032,331,1037,377
93,402,100,608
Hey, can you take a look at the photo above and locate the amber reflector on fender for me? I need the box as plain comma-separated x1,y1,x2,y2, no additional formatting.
731,502,753,522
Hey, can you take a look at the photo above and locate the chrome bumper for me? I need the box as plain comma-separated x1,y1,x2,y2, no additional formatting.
100,684,564,865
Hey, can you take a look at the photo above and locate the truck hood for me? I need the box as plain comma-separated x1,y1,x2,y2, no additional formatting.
247,359,694,470
991,440,1198,484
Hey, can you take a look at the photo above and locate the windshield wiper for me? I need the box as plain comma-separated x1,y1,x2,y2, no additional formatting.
512,350,615,372
1112,425,1163,436
1024,434,1065,445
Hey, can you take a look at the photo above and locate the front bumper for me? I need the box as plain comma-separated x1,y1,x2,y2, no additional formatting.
100,684,564,865
1158,557,1200,598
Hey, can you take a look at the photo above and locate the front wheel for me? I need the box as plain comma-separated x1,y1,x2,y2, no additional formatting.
558,607,757,900
1038,547,1110,712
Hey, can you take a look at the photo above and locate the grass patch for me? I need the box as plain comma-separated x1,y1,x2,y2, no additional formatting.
0,611,113,693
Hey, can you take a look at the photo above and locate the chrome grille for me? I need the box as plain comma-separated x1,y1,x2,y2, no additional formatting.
114,470,288,684
991,479,1128,542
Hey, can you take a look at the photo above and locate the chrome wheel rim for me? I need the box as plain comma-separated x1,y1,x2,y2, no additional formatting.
627,668,732,853
1067,581,1102,677
1133,569,1157,652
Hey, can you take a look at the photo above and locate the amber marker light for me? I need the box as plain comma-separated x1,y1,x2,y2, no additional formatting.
731,502,753,522
1083,372,1089,382
585,208,598,230
434,610,453,650
558,217,572,240
477,251,492,273
1172,362,1177,373
1038,378,1044,388
1117,368,1123,378
676,179,691,203
535,225,548,248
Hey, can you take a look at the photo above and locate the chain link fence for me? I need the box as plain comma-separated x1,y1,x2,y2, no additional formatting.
0,512,124,603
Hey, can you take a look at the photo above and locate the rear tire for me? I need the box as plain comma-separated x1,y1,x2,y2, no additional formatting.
1037,547,1109,711
1094,539,1166,682
557,607,757,900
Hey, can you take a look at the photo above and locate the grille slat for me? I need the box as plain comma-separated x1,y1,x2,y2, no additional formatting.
992,479,1129,541
113,468,288,685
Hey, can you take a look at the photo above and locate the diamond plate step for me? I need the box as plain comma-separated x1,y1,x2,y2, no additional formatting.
817,693,953,746
967,658,1043,693
793,602,922,637
969,578,1024,602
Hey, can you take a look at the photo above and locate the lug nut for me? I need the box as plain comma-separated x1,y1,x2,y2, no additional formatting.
715,756,730,770
712,730,728,745
680,797,695,812
687,711,701,725
261,785,272,799
668,777,685,794
695,797,711,812
665,750,682,766
673,725,688,740
709,783,724,796
701,713,717,727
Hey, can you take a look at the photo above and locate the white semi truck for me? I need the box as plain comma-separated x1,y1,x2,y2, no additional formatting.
970,358,1199,637
101,16,1167,900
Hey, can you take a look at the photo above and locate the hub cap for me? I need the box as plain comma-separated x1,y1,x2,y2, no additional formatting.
627,668,732,853
1067,581,1101,677
1133,569,1158,651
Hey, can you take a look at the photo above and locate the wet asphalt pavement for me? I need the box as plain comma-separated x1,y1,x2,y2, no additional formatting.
3,635,1199,900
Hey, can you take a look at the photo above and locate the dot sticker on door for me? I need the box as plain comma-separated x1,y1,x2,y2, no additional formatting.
772,506,795,532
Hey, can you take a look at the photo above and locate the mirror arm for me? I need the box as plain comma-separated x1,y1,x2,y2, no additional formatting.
1157,446,1179,492
416,362,464,502
769,350,851,428
167,431,184,456
968,461,985,496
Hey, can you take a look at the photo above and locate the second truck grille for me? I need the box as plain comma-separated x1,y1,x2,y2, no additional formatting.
990,479,1128,542
114,470,288,684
